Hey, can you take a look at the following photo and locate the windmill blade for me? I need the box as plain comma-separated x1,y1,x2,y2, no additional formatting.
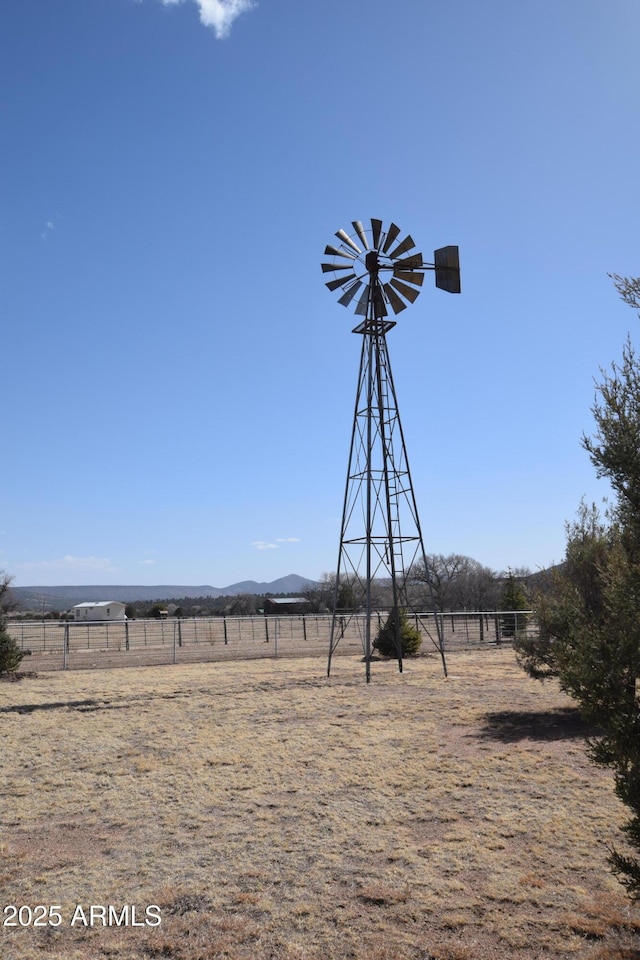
383,283,408,314
371,218,383,249
354,284,371,316
388,234,415,260
324,244,356,260
352,221,369,250
337,281,362,306
392,269,424,286
336,228,361,254
326,274,356,291
381,222,401,253
390,277,421,303
395,253,424,269
321,262,355,273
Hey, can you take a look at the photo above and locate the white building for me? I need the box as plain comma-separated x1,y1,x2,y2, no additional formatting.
72,601,126,622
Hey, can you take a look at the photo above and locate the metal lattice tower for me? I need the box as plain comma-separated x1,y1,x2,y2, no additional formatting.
322,219,461,682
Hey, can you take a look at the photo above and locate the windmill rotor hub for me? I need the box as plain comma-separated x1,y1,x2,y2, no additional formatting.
365,250,380,277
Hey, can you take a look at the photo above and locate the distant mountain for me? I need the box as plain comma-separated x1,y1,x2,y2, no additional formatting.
223,575,317,596
11,574,318,612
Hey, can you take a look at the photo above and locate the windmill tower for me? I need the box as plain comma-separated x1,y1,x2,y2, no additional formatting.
322,219,460,682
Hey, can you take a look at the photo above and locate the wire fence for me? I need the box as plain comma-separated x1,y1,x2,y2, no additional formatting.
8,611,534,672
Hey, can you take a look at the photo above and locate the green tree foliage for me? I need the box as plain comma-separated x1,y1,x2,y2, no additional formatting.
517,504,640,896
147,604,168,620
499,572,529,638
514,502,611,682
583,337,640,559
373,608,422,658
0,572,26,674
515,277,640,898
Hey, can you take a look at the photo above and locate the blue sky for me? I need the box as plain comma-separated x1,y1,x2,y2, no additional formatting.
2,0,640,587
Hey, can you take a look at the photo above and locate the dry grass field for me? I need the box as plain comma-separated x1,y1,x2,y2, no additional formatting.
2,649,640,960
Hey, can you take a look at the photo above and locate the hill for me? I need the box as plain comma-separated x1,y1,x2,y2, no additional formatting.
11,574,318,612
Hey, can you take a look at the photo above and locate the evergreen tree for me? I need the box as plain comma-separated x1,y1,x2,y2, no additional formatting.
499,572,529,638
515,277,640,898
373,608,422,658
0,572,25,674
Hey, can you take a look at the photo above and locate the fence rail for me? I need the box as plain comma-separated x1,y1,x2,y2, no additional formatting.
9,611,534,672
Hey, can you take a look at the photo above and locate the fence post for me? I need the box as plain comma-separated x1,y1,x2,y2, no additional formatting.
125,620,130,651
264,617,270,643
223,617,228,645
178,620,182,647
302,616,307,642
63,624,69,670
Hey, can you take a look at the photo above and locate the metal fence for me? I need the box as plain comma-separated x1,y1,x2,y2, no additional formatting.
9,611,534,672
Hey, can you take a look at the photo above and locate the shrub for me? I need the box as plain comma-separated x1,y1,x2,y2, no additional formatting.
0,572,26,674
373,609,422,658
0,621,25,674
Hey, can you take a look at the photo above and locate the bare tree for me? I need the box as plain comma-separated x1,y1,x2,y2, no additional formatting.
0,572,16,612
303,573,337,614
609,273,640,311
412,554,500,611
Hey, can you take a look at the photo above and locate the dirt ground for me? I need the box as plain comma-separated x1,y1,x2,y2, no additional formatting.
2,649,640,960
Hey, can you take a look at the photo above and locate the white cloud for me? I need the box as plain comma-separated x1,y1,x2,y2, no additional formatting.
252,540,278,550
158,0,256,39
139,559,157,565
252,537,300,550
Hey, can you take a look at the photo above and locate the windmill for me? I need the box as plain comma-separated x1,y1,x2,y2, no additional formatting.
322,218,461,682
